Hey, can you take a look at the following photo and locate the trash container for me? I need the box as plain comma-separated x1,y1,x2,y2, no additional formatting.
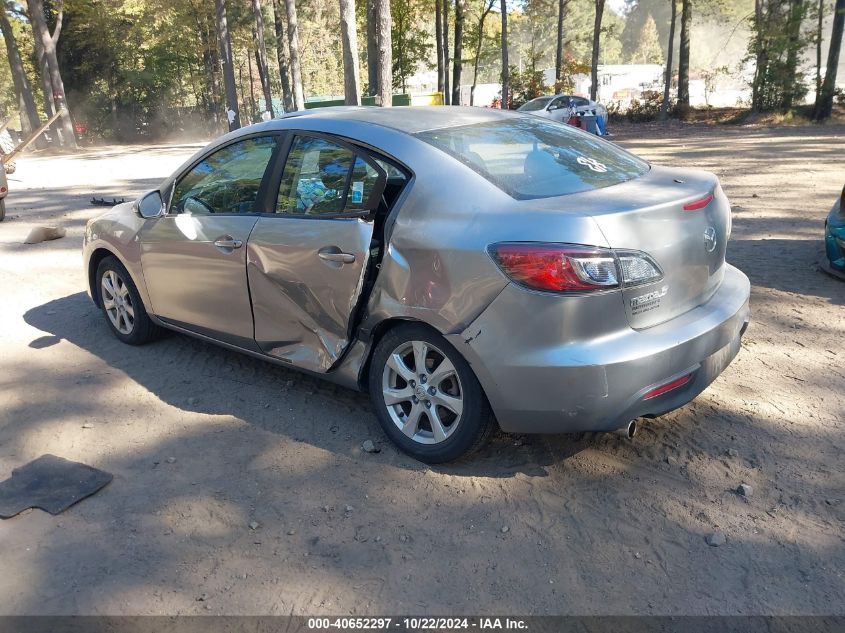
581,114,598,135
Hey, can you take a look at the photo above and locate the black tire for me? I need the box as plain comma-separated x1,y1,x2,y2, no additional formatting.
95,256,162,345
0,198,5,222
368,323,494,463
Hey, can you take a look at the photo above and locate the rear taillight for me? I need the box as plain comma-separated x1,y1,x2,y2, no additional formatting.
488,243,663,293
683,193,714,211
616,251,663,286
488,243,618,292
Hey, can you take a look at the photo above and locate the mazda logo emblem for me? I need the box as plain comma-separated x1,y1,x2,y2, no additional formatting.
703,227,717,253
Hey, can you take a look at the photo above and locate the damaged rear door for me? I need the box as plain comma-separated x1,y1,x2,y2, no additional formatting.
247,133,387,373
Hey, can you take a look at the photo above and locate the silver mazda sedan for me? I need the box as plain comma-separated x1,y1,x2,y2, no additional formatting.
83,106,750,463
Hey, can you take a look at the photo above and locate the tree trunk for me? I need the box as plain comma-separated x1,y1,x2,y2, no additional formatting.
252,0,274,117
435,0,445,98
814,0,845,120
33,39,56,126
782,0,803,110
395,6,407,92
374,0,392,106
210,45,224,127
201,47,218,122
452,0,464,105
470,0,494,106
677,0,691,110
238,57,247,120
0,4,41,140
367,0,379,96
555,0,567,86
285,0,305,109
751,0,766,111
590,0,605,101
443,0,451,104
815,0,824,103
339,0,362,105
247,49,257,120
271,0,295,112
660,0,677,120
27,0,77,149
193,7,220,125
500,0,508,108
28,6,58,143
214,0,241,129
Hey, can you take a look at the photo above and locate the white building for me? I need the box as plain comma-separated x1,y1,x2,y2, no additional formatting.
555,64,664,106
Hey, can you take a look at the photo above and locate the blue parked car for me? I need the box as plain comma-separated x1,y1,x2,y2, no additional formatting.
823,183,845,280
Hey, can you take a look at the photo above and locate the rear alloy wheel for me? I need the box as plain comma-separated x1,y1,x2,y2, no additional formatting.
369,324,493,463
96,256,161,345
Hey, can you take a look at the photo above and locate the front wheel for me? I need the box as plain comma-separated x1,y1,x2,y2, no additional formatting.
96,256,161,345
0,198,5,222
368,324,494,463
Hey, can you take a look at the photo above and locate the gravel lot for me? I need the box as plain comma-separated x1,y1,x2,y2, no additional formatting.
0,124,843,616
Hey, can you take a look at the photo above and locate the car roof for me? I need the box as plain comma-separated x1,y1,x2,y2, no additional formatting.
272,105,518,134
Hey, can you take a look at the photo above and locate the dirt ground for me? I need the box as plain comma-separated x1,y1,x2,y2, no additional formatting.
0,124,843,616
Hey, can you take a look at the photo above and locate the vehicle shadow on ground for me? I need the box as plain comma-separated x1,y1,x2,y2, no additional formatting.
14,301,845,615
22,292,593,478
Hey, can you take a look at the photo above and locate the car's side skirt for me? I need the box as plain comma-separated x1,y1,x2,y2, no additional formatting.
147,313,366,392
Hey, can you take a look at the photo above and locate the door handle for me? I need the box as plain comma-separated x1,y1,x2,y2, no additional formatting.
318,251,356,264
214,237,243,249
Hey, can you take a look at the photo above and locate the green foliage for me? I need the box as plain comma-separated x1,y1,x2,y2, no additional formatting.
607,89,671,121
58,0,221,139
552,53,590,93
0,3,40,121
297,0,344,98
0,0,831,140
514,0,625,69
748,0,810,112
507,54,547,108
631,13,663,63
391,0,430,91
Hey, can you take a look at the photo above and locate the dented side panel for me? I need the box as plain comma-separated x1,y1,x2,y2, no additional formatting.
247,216,374,373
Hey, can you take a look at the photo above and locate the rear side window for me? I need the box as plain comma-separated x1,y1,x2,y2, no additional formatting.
416,118,649,200
276,135,385,215
518,97,552,112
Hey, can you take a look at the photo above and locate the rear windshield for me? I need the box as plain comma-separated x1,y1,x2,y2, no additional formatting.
518,97,552,112
416,117,649,200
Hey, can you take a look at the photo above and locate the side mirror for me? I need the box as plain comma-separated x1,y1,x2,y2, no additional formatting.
547,104,562,111
135,190,164,219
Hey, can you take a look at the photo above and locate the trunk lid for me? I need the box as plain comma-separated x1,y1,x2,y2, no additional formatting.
594,166,730,328
532,165,731,329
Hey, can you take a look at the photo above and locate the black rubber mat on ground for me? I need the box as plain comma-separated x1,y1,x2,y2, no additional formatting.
0,454,112,518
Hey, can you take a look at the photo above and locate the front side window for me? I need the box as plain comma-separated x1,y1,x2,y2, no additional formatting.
276,136,381,215
170,136,277,215
416,118,649,200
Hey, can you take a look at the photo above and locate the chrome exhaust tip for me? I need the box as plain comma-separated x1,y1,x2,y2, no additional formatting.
612,419,638,440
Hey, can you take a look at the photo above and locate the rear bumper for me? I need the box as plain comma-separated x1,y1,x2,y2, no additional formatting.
448,264,751,434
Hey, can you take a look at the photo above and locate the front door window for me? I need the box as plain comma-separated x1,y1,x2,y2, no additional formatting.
170,136,278,215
